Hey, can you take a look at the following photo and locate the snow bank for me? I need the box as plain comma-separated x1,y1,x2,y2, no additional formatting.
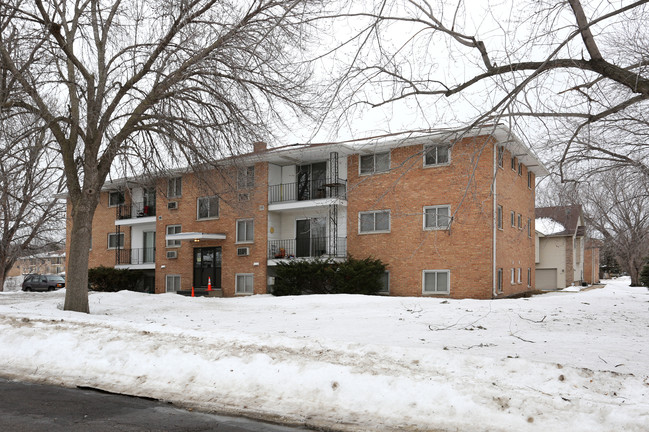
0,279,647,431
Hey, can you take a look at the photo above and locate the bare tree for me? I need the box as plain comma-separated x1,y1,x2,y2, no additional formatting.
579,169,649,286
0,115,65,290
0,0,332,312
332,0,649,180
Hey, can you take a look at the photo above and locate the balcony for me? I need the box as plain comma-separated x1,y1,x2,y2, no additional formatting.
115,248,156,268
116,201,156,220
268,179,346,204
268,237,347,260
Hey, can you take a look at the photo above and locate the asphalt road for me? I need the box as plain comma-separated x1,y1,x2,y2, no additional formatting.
0,378,314,432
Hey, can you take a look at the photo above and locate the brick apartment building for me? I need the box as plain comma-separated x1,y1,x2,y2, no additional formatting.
66,125,547,298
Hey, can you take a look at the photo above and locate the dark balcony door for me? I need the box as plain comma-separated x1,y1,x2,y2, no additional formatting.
296,218,326,258
297,162,326,201
193,247,222,289
143,188,156,216
143,231,156,263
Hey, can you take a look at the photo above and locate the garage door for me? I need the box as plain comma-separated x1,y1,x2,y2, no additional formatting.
536,269,557,290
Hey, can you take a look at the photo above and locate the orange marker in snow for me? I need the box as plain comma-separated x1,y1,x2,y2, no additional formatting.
207,277,212,291
191,285,195,297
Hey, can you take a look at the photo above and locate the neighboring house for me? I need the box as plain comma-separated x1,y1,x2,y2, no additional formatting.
6,250,66,277
583,239,602,285
535,205,586,290
66,125,547,298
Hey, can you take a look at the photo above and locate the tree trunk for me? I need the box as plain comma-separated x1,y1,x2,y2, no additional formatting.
64,201,97,313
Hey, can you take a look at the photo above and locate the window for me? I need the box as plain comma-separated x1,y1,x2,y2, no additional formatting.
518,214,522,229
424,144,450,166
510,211,516,227
236,273,254,294
423,270,450,294
511,156,516,171
166,225,181,247
360,152,390,175
527,268,531,287
497,146,504,168
237,166,255,189
497,268,503,293
236,219,254,243
511,268,515,284
497,205,503,230
168,177,182,198
197,196,219,219
108,232,124,249
379,271,390,294
517,268,521,284
518,162,522,176
527,218,532,237
424,205,451,230
166,275,181,293
359,210,390,233
108,191,124,207
527,172,532,189
576,238,581,264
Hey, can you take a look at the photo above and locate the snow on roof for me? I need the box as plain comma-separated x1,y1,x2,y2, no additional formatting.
536,217,566,235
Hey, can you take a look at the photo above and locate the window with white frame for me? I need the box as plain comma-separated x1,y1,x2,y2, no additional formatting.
197,196,219,219
511,268,515,284
236,219,254,243
497,268,503,293
517,214,522,229
497,205,503,229
379,271,390,294
527,171,532,189
527,268,531,287
497,146,504,168
108,190,125,207
527,218,532,237
518,162,523,176
424,205,451,230
168,177,182,198
237,166,255,189
360,152,390,175
359,210,390,233
423,270,450,294
108,232,124,249
166,275,181,292
517,268,521,284
424,144,450,166
236,273,254,294
166,225,181,247
510,211,516,227
511,156,516,171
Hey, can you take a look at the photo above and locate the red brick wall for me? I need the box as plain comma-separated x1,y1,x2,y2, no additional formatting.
346,136,498,298
153,163,268,296
494,147,537,296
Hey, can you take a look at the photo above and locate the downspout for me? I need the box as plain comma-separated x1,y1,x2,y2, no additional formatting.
492,142,498,298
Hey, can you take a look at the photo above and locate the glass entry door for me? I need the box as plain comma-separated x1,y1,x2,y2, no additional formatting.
143,231,156,263
296,218,326,258
193,247,222,289
297,162,327,201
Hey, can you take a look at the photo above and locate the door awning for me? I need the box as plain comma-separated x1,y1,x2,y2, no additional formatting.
165,232,226,242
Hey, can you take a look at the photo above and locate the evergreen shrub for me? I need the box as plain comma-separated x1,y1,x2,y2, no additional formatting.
88,266,144,292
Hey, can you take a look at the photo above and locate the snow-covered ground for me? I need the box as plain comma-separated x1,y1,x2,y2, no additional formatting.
1,278,647,431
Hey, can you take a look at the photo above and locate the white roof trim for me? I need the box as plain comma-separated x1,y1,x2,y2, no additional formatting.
166,232,226,241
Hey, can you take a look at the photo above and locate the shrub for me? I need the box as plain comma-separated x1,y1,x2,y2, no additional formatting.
272,256,386,296
640,262,649,289
88,266,144,292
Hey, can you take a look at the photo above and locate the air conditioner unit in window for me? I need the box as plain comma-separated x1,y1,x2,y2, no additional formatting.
166,250,178,259
236,247,250,256
167,201,178,210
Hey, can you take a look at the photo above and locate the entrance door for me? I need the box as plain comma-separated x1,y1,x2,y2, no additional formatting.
193,247,222,289
297,162,327,201
143,231,156,263
295,218,326,258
